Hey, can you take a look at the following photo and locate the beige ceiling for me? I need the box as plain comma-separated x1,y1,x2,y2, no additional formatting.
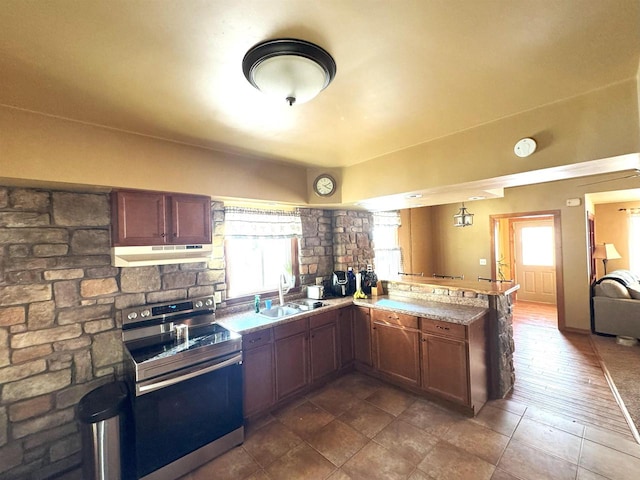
1,0,639,169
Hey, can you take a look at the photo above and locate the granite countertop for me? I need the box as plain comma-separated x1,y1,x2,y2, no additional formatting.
389,277,519,296
353,296,487,325
217,295,487,335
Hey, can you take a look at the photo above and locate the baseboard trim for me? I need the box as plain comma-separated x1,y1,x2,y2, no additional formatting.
561,326,590,335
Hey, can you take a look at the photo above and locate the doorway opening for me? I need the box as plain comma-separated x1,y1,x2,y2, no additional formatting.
490,210,565,330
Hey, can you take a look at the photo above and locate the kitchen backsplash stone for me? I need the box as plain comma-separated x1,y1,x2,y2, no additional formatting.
0,185,371,479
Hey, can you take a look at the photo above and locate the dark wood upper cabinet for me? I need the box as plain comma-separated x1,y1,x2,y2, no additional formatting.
111,190,211,246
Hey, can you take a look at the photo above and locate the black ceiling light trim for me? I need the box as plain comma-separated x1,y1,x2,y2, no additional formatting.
242,38,337,106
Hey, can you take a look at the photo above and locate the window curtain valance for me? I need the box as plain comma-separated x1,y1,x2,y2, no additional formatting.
224,207,302,238
373,210,401,227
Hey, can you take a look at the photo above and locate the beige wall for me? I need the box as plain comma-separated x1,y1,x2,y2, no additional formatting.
422,175,640,332
2,79,640,209
594,200,640,277
398,208,434,276
0,107,309,204
343,80,640,202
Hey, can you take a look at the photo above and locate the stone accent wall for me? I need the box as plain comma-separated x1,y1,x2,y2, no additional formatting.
298,209,334,287
383,280,516,399
0,187,226,480
332,210,374,272
488,294,515,399
0,186,369,479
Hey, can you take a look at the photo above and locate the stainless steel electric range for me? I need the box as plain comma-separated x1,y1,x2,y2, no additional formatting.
122,295,243,480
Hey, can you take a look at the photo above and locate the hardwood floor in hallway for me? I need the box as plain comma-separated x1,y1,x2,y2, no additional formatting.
509,300,635,440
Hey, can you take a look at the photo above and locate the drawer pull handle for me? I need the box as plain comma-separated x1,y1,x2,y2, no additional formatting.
436,325,450,330
249,337,262,343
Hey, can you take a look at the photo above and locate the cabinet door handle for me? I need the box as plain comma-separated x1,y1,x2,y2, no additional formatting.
160,233,166,237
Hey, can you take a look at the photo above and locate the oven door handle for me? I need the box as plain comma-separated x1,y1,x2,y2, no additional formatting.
137,353,242,396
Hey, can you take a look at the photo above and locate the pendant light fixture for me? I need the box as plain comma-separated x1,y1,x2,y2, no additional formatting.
453,203,474,227
242,38,337,106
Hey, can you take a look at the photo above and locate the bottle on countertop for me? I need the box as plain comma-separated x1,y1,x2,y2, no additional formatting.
347,267,356,295
254,294,260,313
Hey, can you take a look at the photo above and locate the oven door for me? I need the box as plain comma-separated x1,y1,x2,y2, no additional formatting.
132,352,243,479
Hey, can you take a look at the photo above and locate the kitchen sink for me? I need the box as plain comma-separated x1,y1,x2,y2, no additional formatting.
288,300,324,311
258,306,300,319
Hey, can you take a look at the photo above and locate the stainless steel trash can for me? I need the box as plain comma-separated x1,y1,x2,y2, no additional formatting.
77,381,128,480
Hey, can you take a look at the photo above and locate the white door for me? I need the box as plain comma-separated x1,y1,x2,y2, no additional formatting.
514,220,557,304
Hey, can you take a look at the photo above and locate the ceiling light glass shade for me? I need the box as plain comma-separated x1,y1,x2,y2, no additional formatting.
453,203,474,227
243,39,337,106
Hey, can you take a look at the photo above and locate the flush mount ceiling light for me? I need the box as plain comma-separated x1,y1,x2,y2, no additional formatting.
242,38,337,106
453,203,474,227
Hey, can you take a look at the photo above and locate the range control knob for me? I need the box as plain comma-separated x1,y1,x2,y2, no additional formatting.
140,310,151,318
127,312,138,320
195,300,204,308
205,299,214,306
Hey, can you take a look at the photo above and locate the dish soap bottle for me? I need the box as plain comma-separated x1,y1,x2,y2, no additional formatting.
254,294,260,313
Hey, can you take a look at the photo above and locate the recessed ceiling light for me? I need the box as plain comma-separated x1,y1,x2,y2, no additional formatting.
406,194,423,199
468,196,486,200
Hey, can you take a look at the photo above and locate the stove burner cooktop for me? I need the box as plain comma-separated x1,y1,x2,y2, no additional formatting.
129,323,235,364
121,296,242,382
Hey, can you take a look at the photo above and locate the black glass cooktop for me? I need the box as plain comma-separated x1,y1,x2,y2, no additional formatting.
128,323,239,365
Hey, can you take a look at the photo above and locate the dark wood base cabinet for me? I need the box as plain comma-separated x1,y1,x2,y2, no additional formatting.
421,334,468,404
274,319,309,401
372,310,420,386
359,308,488,415
353,306,372,366
242,305,488,419
242,330,275,417
242,309,344,419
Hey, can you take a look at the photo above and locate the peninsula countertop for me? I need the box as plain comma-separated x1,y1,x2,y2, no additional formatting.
387,277,520,296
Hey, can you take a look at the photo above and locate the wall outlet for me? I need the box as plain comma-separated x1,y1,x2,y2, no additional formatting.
479,258,487,266
214,291,222,304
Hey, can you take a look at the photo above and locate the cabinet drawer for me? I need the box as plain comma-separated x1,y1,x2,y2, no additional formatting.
243,328,273,350
372,309,418,329
421,318,466,340
310,310,336,329
274,318,309,340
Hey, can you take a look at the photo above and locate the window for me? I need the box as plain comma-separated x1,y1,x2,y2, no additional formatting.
629,209,640,273
520,226,554,266
224,207,301,299
373,211,402,280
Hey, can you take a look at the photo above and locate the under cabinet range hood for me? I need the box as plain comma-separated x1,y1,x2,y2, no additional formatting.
111,244,213,267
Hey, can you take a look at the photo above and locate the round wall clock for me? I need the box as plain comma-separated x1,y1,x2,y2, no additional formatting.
313,174,336,197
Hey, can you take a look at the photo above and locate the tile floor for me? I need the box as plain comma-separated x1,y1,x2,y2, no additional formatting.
179,372,640,480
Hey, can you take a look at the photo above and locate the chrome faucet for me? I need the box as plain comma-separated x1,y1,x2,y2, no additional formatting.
279,272,293,306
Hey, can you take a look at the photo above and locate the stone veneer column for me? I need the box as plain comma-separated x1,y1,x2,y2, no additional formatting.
332,210,374,273
298,209,334,287
488,293,516,398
